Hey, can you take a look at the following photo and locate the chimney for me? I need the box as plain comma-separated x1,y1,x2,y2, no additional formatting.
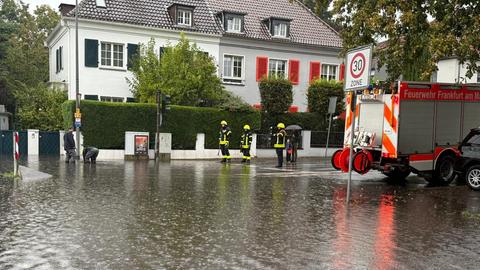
59,3,75,16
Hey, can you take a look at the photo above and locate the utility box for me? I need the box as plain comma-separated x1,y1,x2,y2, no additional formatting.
156,133,172,161
0,105,11,131
125,131,150,160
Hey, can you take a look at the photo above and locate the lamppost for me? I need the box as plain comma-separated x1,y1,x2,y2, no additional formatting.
75,0,80,157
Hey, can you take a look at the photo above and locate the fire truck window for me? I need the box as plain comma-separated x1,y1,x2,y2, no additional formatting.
467,134,480,146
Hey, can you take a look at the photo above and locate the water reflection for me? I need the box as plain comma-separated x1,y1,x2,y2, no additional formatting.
0,159,479,269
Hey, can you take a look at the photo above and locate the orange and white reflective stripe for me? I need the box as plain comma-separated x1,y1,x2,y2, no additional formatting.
344,93,360,147
382,95,399,158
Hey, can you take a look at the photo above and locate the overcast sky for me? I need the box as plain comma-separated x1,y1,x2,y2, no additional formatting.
23,0,75,11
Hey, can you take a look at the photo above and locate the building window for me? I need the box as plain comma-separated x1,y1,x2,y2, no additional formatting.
96,0,106,8
100,96,124,103
269,59,287,78
321,64,338,81
227,16,242,33
177,9,192,26
223,55,244,83
273,22,288,37
101,42,124,68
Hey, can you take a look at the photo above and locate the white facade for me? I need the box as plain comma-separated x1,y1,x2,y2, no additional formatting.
48,18,221,101
48,18,342,111
436,58,480,84
219,37,341,111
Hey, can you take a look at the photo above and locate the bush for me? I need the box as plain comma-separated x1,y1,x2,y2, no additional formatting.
259,77,293,114
63,101,261,149
307,79,344,115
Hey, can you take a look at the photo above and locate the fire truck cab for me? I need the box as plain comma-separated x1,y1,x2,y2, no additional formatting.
332,81,480,185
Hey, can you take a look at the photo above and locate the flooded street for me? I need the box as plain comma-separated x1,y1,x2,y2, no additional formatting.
1,158,480,269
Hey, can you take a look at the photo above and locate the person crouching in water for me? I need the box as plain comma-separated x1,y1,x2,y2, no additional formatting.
82,146,99,163
240,124,253,164
274,123,287,168
219,120,232,163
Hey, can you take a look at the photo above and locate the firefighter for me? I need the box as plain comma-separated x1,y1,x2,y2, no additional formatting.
219,120,232,163
274,123,287,168
240,124,253,164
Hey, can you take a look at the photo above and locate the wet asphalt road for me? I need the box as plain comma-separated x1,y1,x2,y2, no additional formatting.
1,158,480,270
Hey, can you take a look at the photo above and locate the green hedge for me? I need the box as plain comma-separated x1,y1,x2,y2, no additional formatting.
259,77,293,114
63,100,261,149
307,79,344,115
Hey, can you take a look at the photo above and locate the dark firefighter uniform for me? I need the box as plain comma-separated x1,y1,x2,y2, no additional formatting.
219,120,232,162
240,124,253,163
274,123,287,168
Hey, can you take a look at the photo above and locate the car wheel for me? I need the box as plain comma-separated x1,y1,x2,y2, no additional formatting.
433,156,456,185
466,165,480,191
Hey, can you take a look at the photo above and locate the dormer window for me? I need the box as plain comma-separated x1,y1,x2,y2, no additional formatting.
177,9,192,26
168,4,195,27
227,16,242,32
96,0,106,8
219,11,246,34
274,22,288,37
265,17,292,38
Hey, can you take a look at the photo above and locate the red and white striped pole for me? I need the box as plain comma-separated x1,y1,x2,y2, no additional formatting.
13,131,19,177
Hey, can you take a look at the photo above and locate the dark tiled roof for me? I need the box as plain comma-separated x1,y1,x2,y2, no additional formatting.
206,0,342,48
67,0,220,34
67,0,342,48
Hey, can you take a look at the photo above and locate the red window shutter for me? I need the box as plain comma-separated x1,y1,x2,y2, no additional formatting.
288,60,300,85
339,63,345,81
256,56,269,81
309,61,321,83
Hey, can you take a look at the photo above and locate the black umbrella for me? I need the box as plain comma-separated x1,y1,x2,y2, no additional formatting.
285,125,302,130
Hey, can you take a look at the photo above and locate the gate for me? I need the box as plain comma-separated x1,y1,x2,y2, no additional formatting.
39,131,60,155
0,130,28,157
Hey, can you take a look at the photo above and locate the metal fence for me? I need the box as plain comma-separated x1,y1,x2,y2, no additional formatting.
310,131,344,148
256,132,303,149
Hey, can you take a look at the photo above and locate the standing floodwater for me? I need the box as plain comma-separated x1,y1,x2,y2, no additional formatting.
1,159,480,269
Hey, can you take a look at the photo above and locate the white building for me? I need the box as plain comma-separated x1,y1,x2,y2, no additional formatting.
47,0,343,111
435,58,480,84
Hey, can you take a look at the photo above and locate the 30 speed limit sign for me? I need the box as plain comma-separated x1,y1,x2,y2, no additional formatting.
344,45,372,91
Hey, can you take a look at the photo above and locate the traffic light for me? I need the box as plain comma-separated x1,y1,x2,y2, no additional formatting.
161,94,171,114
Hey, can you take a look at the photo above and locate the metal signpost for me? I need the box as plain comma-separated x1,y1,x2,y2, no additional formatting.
75,0,81,158
324,96,338,158
344,45,373,203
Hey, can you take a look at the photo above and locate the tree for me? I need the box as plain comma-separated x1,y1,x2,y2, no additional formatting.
2,3,62,129
333,0,480,81
129,34,250,110
297,0,340,30
259,76,293,114
13,82,66,130
0,0,22,111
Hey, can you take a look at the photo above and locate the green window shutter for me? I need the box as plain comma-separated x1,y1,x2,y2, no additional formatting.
59,46,63,70
55,49,59,73
85,39,99,67
159,47,165,61
127,43,139,70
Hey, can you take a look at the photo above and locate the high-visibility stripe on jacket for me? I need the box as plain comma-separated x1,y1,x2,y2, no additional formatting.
274,130,286,149
219,127,231,145
241,132,252,149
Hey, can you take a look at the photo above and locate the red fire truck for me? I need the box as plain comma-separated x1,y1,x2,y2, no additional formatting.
331,81,480,185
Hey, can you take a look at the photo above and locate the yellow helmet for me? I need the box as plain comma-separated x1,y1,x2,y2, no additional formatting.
243,124,250,130
221,120,227,126
277,123,285,129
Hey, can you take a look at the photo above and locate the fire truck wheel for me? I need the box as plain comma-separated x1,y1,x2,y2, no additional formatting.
383,167,411,181
466,165,480,191
433,156,456,185
331,149,343,171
